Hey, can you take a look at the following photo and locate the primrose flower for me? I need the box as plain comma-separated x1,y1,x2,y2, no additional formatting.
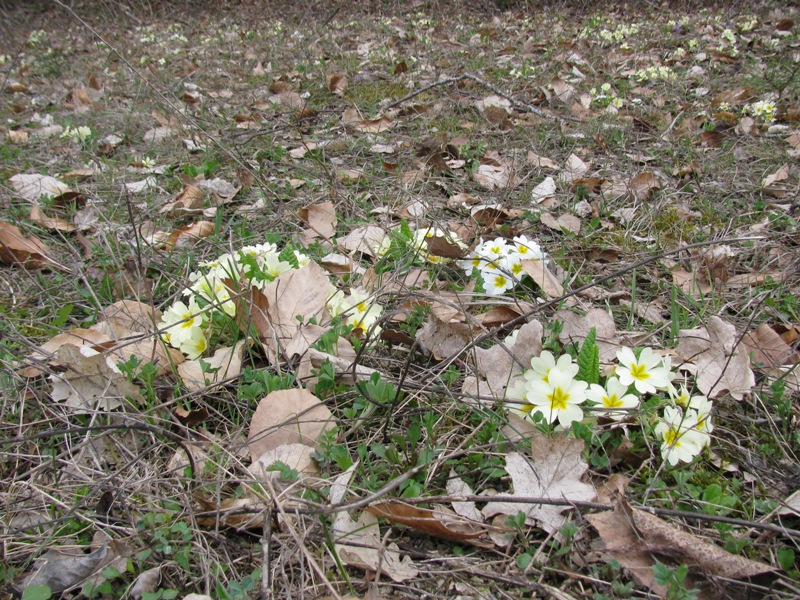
523,367,588,427
654,406,706,465
526,351,580,384
186,273,236,317
160,299,208,348
615,347,671,395
141,156,156,169
511,235,546,261
327,288,383,337
483,270,514,296
179,326,208,360
586,377,639,420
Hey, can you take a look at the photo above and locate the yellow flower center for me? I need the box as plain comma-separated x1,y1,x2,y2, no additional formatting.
493,275,507,288
548,387,570,410
664,428,680,447
629,363,650,381
604,394,623,408
356,301,367,313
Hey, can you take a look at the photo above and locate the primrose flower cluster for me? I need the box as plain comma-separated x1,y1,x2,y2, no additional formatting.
745,100,777,123
459,235,546,296
158,242,383,359
508,346,713,466
60,125,92,143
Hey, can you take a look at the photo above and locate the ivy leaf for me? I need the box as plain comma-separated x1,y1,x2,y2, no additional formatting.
577,327,599,385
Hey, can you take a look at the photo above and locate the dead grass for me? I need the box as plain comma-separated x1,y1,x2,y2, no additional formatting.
1,1,800,599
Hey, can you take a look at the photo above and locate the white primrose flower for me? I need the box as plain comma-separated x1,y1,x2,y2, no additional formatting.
522,366,588,427
327,288,383,337
586,376,640,421
615,347,671,395
159,298,208,349
482,269,514,296
654,406,706,465
186,272,236,317
179,326,208,360
526,350,579,385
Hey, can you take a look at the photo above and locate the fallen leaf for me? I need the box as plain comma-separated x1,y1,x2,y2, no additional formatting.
527,151,559,170
19,541,131,595
300,202,338,240
560,153,589,183
159,185,205,216
588,499,774,597
416,313,474,361
555,308,620,361
540,212,581,234
520,258,563,298
248,388,333,462
29,203,75,232
482,436,596,534
0,222,55,269
531,176,557,204
367,501,495,548
628,172,660,200
675,316,755,399
165,221,215,250
327,72,348,96
124,176,158,193
50,344,144,412
462,320,543,402
741,323,793,368
337,225,387,257
248,442,320,483
10,173,72,202
474,162,517,190
331,467,418,582
177,340,246,392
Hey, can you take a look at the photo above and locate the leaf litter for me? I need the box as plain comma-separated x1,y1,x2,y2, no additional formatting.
3,2,800,599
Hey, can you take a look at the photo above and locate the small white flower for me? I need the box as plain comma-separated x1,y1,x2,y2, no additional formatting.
141,156,156,169
615,347,671,395
179,326,208,360
654,406,706,465
526,351,579,384
586,377,639,420
160,299,208,348
524,367,588,427
483,270,514,296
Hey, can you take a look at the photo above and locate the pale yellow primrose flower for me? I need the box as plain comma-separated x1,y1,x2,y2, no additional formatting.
523,366,588,427
526,350,579,385
327,288,383,337
160,299,208,348
179,326,208,360
586,376,639,421
615,347,670,395
654,406,705,465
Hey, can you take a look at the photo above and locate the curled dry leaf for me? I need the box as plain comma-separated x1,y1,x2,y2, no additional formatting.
540,212,581,235
300,201,338,240
18,541,131,595
520,258,563,298
675,316,755,399
462,320,543,402
337,225,387,257
177,339,246,393
326,72,348,96
416,313,474,361
531,176,557,203
367,501,496,548
50,344,144,412
741,323,793,369
588,499,774,597
331,467,418,583
248,442,320,483
164,220,215,250
0,222,56,269
555,308,620,362
483,436,596,534
159,185,205,216
30,203,75,232
10,173,72,202
248,388,333,462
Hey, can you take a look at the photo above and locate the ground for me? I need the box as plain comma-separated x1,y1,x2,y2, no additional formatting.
1,1,799,599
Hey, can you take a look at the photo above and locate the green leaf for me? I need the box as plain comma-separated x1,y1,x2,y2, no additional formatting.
278,245,300,269
22,585,52,600
577,327,599,384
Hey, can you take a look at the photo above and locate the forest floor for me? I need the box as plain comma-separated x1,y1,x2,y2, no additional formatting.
1,1,800,599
